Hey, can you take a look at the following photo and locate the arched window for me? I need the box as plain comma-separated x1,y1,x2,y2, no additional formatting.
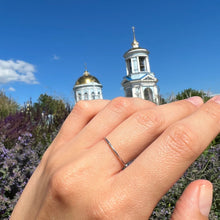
97,92,100,99
91,92,95,99
139,57,146,71
84,92,88,100
144,88,153,102
126,89,132,97
78,93,82,100
126,59,132,74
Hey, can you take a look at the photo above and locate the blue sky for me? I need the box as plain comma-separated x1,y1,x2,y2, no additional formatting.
0,0,220,105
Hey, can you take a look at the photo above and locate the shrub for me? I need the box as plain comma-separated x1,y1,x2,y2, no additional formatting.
0,139,40,218
150,144,220,219
0,120,59,219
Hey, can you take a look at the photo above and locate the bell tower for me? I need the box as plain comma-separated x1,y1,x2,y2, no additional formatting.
121,27,159,104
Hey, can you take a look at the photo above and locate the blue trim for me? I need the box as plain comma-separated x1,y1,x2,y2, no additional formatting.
124,73,148,81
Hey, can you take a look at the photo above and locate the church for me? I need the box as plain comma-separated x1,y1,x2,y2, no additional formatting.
73,28,159,104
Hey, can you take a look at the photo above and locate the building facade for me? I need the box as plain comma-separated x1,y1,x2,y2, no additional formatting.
73,28,159,104
121,27,159,104
73,70,103,103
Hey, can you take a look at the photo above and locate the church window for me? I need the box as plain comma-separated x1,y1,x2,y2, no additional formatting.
97,92,100,98
126,89,132,97
127,59,132,74
84,92,88,100
139,57,146,71
91,92,95,99
78,93,82,100
144,88,153,102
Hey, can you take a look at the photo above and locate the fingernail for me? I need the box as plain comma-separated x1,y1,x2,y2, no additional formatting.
186,96,203,106
199,184,213,217
210,95,220,104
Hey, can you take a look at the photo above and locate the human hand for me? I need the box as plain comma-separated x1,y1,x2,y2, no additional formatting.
11,96,220,219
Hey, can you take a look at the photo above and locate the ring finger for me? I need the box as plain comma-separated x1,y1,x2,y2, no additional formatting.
94,97,203,173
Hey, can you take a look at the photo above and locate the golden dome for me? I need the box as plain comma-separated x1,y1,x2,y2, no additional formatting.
75,70,100,85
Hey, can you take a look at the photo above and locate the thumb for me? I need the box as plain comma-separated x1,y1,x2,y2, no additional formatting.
171,180,213,220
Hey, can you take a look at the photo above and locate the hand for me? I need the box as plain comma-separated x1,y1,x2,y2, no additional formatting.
11,96,220,219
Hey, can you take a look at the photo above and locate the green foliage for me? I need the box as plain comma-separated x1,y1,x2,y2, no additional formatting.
0,93,71,150
0,91,19,120
33,93,71,126
211,133,220,146
34,93,63,114
0,93,72,218
175,88,211,102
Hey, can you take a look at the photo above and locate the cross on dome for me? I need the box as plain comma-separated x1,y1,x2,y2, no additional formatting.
132,26,139,48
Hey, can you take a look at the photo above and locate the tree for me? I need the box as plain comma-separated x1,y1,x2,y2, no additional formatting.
33,94,71,126
175,88,211,102
0,91,19,120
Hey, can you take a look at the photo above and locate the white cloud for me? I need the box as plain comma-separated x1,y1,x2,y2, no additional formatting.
52,54,60,60
0,59,39,84
8,87,16,92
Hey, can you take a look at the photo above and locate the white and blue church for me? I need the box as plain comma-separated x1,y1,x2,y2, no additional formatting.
73,28,159,104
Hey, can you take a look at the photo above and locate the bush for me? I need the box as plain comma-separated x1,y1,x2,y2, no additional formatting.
0,138,44,219
0,112,64,219
0,94,71,150
150,144,220,219
0,94,71,218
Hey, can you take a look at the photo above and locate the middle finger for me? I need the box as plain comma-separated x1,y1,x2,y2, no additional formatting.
94,97,203,172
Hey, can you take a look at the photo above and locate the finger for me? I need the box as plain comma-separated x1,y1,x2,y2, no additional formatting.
52,99,110,146
42,100,110,161
97,97,203,171
44,98,156,169
65,97,156,151
120,96,220,217
171,180,213,220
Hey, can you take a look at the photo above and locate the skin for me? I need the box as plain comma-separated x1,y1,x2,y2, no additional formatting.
10,96,220,219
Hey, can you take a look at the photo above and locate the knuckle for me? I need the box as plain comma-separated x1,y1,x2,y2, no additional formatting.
165,123,197,159
133,97,157,108
72,100,90,114
109,97,133,113
145,100,157,107
202,104,220,126
49,169,69,200
134,108,164,130
48,163,85,200
175,100,195,111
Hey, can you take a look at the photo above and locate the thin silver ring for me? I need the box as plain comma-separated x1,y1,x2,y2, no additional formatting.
104,137,128,168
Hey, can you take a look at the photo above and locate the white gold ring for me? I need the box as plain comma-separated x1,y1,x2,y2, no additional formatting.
104,137,128,168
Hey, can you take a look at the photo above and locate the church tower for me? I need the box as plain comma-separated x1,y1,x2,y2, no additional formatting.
73,69,103,103
121,27,159,104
